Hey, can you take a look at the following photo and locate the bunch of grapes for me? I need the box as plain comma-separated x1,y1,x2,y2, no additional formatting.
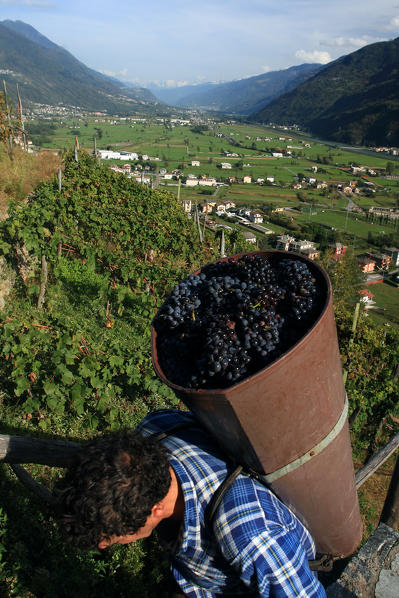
153,254,322,389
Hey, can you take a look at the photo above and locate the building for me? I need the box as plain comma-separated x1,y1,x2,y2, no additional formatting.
276,235,319,259
369,207,399,220
198,178,217,186
298,247,320,260
248,211,263,224
191,160,200,166
357,256,376,273
329,242,347,258
366,252,391,271
182,199,192,213
290,239,316,254
98,149,138,161
243,231,257,244
383,247,399,266
222,201,236,209
243,175,252,184
220,162,232,169
199,203,213,214
185,178,199,187
358,289,376,309
276,234,296,251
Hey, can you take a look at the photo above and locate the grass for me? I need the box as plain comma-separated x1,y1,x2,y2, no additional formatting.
0,146,60,218
366,281,399,328
293,208,393,241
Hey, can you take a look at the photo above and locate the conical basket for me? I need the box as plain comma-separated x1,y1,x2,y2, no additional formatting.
151,250,363,557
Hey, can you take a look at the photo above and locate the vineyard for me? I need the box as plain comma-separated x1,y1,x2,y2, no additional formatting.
0,149,398,596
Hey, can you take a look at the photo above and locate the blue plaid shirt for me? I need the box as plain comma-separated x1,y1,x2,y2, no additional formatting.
138,410,326,598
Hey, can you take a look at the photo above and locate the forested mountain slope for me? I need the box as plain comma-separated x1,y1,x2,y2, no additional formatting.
0,20,160,114
251,37,399,146
152,64,323,114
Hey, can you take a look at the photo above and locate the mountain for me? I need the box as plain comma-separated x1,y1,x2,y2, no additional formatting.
150,64,323,114
148,82,218,107
251,37,399,146
0,20,160,115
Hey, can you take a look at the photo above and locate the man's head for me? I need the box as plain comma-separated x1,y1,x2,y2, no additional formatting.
56,429,171,550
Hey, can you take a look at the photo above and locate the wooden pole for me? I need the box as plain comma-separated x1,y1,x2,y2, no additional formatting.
355,430,399,489
202,201,208,240
58,167,62,192
16,83,27,151
2,79,14,159
195,203,203,243
74,136,79,163
220,229,226,257
37,254,48,309
0,433,80,467
380,451,399,529
349,302,360,347
10,465,57,505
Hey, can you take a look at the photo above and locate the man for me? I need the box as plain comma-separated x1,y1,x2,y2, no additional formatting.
57,409,327,597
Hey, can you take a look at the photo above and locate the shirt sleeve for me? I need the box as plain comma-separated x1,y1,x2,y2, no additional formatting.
229,528,327,597
214,478,327,598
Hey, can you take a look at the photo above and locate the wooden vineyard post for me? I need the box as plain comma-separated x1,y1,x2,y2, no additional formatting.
220,229,226,258
37,255,48,309
380,451,399,530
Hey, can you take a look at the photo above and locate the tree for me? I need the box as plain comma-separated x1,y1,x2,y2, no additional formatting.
386,161,394,175
318,249,365,313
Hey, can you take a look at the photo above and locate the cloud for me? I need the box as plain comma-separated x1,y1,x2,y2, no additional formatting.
321,36,382,49
261,66,272,73
99,68,128,78
385,16,399,29
295,49,331,64
0,0,55,6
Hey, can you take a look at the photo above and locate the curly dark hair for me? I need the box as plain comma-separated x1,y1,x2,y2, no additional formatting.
55,429,171,549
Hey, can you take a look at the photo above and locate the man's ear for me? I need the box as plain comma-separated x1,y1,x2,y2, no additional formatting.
151,501,165,518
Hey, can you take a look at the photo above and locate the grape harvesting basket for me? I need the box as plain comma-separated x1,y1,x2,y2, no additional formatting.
151,250,363,557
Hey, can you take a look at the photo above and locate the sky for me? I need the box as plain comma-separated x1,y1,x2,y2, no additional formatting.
1,0,399,88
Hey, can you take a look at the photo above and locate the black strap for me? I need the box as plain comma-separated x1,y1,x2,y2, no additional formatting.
152,421,195,442
205,465,243,527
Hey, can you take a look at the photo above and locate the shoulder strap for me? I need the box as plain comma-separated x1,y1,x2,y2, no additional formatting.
205,465,243,527
151,421,195,442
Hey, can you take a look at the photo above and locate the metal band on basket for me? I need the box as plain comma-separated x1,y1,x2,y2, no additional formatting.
262,395,349,483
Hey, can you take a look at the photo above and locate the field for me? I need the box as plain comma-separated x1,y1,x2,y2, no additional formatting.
27,115,399,256
366,281,399,328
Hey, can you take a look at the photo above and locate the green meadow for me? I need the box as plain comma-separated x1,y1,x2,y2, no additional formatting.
27,115,399,255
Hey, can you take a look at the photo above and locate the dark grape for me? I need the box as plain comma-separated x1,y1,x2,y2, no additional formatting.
153,254,323,389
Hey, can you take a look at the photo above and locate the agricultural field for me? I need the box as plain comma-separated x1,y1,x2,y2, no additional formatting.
366,281,399,328
26,115,399,258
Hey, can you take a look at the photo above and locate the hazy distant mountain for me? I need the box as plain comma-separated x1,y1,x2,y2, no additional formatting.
148,82,218,107
149,64,323,114
0,20,160,115
251,37,399,146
